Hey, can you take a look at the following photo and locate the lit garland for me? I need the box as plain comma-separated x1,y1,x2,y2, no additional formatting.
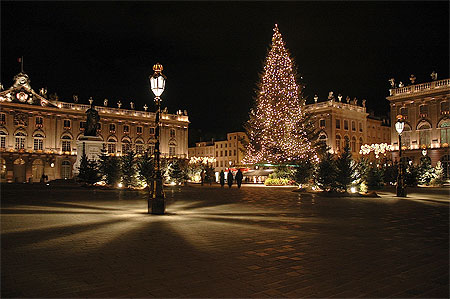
359,143,393,158
189,156,216,165
243,24,317,165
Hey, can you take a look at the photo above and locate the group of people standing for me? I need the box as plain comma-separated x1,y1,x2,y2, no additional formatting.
219,169,243,188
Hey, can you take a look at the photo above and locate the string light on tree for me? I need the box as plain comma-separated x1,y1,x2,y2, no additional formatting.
243,24,317,165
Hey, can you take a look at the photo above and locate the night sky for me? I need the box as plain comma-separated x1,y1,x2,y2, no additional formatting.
1,1,449,146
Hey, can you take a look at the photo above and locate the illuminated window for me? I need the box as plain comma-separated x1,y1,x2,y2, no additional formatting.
0,131,7,149
123,125,130,134
169,142,176,156
107,138,116,154
135,141,144,154
15,132,26,150
33,134,44,151
439,119,450,144
441,102,450,115
148,143,155,155
417,121,431,148
61,135,71,152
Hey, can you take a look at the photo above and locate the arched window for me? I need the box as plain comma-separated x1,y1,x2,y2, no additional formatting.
335,135,341,152
135,139,144,154
351,136,356,152
33,133,44,151
61,135,72,152
15,132,26,150
318,133,327,145
401,123,411,148
417,121,431,148
121,138,131,153
107,137,117,154
439,119,450,145
0,130,7,149
441,155,450,179
169,141,177,157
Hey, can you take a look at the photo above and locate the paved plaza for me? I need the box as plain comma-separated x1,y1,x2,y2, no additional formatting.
1,183,449,298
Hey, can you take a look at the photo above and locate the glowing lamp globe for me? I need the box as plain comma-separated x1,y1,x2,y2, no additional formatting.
149,63,166,97
395,119,404,135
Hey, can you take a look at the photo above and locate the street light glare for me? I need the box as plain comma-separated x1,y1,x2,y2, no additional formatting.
395,119,404,135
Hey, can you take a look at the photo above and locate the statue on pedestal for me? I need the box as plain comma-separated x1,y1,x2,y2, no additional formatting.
85,102,100,137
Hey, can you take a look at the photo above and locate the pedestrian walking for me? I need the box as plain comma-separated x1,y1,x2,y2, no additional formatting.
236,169,243,188
200,169,205,186
227,169,234,188
219,170,225,187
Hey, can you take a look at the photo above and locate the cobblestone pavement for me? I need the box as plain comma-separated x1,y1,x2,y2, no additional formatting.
1,184,448,298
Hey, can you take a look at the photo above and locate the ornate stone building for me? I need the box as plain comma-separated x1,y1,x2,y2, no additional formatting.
0,72,189,183
305,93,390,157
387,75,449,174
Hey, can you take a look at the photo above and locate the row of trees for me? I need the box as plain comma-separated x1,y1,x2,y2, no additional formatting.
77,150,193,191
273,145,446,192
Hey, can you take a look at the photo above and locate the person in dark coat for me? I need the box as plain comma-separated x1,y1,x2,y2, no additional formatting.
200,169,205,186
227,169,234,188
235,169,243,188
219,170,225,187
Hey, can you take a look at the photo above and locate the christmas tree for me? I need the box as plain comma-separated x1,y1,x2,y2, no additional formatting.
244,24,317,165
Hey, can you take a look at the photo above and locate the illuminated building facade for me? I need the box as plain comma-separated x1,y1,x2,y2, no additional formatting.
0,72,189,183
305,93,390,157
387,76,449,171
188,132,248,172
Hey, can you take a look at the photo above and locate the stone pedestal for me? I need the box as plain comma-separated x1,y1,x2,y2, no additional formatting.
73,136,104,175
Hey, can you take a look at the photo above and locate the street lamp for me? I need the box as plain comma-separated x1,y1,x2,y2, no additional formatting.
149,63,167,214
395,116,407,197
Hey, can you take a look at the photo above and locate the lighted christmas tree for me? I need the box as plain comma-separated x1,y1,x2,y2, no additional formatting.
243,24,317,165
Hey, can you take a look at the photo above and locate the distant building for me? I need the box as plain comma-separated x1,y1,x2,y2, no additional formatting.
0,72,189,183
387,76,449,174
188,132,248,172
304,93,390,157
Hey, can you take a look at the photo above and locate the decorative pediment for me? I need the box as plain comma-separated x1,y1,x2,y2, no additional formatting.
0,72,58,108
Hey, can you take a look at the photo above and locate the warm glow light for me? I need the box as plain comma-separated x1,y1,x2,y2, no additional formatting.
395,119,404,135
118,183,123,188
350,187,357,193
150,63,166,97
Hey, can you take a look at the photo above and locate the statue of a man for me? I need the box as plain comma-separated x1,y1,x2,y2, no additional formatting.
85,103,100,136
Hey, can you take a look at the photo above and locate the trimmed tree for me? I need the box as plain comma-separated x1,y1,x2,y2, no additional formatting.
121,150,136,188
315,151,337,192
98,151,121,187
335,145,358,192
78,153,100,185
137,149,155,194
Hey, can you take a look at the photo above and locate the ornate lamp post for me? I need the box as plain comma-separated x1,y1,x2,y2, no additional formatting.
395,117,407,197
149,63,167,214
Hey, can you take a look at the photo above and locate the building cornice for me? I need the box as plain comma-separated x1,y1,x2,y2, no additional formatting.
387,78,450,102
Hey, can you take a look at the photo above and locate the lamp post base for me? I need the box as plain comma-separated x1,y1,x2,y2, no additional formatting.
150,198,165,215
396,182,407,197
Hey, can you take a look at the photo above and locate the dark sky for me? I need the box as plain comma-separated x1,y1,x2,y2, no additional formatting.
1,1,449,146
